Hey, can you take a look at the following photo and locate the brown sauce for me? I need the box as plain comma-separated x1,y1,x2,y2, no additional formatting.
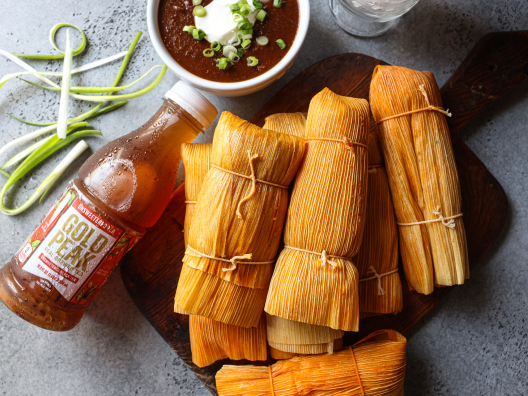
158,0,300,83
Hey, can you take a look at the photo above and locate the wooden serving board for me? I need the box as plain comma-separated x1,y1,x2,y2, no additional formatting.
121,32,528,395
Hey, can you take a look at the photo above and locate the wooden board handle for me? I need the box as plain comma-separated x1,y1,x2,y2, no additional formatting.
441,31,528,136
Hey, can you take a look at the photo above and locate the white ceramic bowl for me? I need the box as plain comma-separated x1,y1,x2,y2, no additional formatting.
147,0,310,97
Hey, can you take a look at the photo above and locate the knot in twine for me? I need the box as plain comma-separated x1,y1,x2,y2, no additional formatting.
376,84,452,124
359,267,399,296
236,151,259,219
320,250,339,268
185,246,273,272
224,253,253,272
397,206,463,229
284,246,349,268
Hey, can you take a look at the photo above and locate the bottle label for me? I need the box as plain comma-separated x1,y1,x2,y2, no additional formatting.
16,189,141,304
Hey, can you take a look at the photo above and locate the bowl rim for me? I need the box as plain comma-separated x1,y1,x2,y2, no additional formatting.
147,0,310,93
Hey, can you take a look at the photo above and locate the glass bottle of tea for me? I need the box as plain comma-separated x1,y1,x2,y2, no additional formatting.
0,81,217,331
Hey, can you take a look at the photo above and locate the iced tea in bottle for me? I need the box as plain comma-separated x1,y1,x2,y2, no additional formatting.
0,82,217,331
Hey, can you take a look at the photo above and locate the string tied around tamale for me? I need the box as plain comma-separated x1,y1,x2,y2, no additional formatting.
268,366,275,396
376,84,452,124
185,201,197,204
349,346,366,396
305,136,368,152
397,206,463,229
284,246,350,268
211,151,289,220
360,266,399,296
185,245,274,272
368,163,383,174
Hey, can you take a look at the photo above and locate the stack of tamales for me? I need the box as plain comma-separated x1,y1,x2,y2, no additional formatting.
179,143,268,367
216,329,407,396
370,66,469,295
265,88,369,332
356,133,403,318
174,112,305,328
263,112,345,358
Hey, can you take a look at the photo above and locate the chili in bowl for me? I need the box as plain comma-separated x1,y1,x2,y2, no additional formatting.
147,0,309,96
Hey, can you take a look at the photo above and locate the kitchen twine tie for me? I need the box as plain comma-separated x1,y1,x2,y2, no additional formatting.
284,246,350,268
359,266,399,296
305,136,368,152
349,346,366,396
185,246,274,272
397,206,463,229
185,201,197,204
368,163,384,173
268,366,275,396
212,151,289,219
376,84,452,124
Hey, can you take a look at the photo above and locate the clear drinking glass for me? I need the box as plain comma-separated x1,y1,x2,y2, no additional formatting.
329,0,421,37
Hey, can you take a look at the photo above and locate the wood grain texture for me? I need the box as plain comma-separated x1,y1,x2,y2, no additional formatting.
121,31,528,395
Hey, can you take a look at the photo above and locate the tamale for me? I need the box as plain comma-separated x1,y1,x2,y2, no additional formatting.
356,133,403,318
263,112,306,138
370,66,469,294
216,329,407,396
190,313,267,367
265,88,369,332
269,337,344,360
266,314,344,355
182,143,212,247
174,112,305,328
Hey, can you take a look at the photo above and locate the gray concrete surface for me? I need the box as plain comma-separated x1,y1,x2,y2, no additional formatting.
0,0,527,395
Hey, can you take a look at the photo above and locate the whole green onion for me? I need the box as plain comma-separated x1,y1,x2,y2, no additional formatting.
276,39,286,49
192,29,206,40
247,56,258,67
193,6,206,17
255,10,267,21
241,39,252,49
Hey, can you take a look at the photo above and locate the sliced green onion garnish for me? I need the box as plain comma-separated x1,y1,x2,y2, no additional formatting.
12,23,87,60
241,39,252,49
239,4,251,16
232,13,245,23
247,56,258,67
255,10,267,21
216,58,228,70
193,0,202,5
211,41,221,51
237,21,253,30
193,6,206,17
274,0,282,7
256,36,269,46
203,48,215,58
222,45,237,57
241,29,254,35
227,32,242,46
243,34,253,40
192,29,206,40
238,0,248,5
228,52,240,62
237,48,245,58
183,25,196,34
230,4,240,11
253,0,264,9
276,39,286,49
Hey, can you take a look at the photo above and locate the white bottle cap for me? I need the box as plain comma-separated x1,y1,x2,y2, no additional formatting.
164,81,218,131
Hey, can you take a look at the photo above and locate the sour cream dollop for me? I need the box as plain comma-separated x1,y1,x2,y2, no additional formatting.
194,0,257,45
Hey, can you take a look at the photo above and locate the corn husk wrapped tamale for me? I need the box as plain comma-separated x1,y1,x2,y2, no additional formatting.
263,112,345,354
216,329,407,396
356,134,403,318
263,112,306,138
190,313,267,367
182,143,212,247
265,88,369,332
174,112,305,328
370,66,469,294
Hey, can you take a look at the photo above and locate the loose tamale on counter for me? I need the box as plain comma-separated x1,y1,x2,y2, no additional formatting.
174,112,305,328
190,313,267,367
370,66,469,295
356,133,403,318
265,88,369,332
216,329,407,396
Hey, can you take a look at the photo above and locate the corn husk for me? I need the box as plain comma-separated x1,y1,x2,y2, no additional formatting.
174,112,305,328
266,314,343,355
263,113,306,138
190,313,267,367
216,329,407,396
265,88,369,332
370,66,469,294
269,338,343,360
356,133,403,318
